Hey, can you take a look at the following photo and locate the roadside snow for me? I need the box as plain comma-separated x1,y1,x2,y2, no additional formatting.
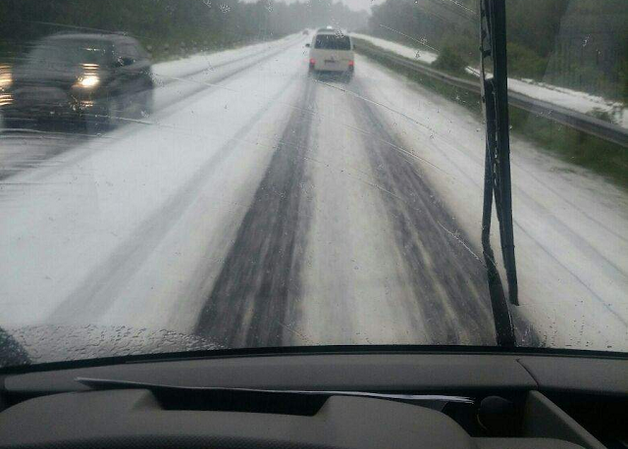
352,33,438,65
356,34,627,128
508,78,627,128
152,34,299,82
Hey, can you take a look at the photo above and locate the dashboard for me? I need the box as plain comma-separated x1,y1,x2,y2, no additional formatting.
1,351,626,448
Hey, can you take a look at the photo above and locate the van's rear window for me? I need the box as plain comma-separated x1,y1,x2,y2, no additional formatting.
314,35,351,50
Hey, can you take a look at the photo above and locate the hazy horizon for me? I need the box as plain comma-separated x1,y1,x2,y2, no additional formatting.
242,0,383,12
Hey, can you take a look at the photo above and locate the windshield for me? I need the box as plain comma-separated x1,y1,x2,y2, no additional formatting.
0,0,626,368
315,34,352,50
26,39,112,66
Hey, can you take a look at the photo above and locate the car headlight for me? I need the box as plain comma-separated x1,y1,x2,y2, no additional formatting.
74,75,100,89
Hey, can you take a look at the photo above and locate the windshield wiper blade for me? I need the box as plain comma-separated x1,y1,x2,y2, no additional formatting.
76,377,474,405
479,0,517,347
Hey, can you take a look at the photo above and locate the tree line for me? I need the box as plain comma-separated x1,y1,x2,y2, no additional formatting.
0,0,368,60
367,0,627,101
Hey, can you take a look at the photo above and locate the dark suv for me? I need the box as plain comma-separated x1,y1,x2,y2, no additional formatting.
2,33,154,131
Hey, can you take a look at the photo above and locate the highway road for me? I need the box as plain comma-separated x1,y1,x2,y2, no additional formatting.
1,34,627,358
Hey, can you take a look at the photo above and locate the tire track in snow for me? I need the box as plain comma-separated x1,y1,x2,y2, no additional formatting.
349,79,497,345
194,80,316,347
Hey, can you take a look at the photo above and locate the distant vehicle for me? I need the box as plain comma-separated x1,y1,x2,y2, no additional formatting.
303,30,309,35
306,29,354,80
3,33,154,131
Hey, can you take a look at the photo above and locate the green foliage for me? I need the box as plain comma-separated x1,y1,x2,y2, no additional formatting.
506,43,547,79
433,44,468,75
368,0,478,52
620,46,628,103
367,0,627,101
508,0,627,100
505,0,570,58
588,108,616,125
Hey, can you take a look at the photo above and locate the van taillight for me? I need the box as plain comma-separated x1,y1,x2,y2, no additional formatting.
348,60,354,66
309,58,316,65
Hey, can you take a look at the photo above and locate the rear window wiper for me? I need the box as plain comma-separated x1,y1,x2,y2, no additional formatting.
479,0,517,347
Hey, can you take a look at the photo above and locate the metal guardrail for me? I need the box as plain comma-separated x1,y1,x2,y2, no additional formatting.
356,43,628,147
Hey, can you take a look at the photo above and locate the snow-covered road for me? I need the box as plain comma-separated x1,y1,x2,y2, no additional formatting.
1,34,626,359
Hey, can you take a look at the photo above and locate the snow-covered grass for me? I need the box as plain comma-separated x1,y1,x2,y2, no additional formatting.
352,33,438,65
508,78,627,128
354,33,627,127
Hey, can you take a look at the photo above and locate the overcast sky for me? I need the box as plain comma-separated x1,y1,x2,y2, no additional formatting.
249,0,384,12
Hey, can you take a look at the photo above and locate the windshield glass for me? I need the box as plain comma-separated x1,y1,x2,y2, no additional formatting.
315,34,351,50
26,39,111,66
0,0,626,368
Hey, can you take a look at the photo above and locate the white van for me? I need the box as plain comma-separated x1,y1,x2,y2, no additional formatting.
306,29,354,77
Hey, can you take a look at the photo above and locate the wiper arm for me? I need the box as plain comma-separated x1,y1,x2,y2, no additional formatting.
479,0,517,347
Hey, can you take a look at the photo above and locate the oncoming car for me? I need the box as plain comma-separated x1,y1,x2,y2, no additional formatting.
306,29,354,80
2,33,154,131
